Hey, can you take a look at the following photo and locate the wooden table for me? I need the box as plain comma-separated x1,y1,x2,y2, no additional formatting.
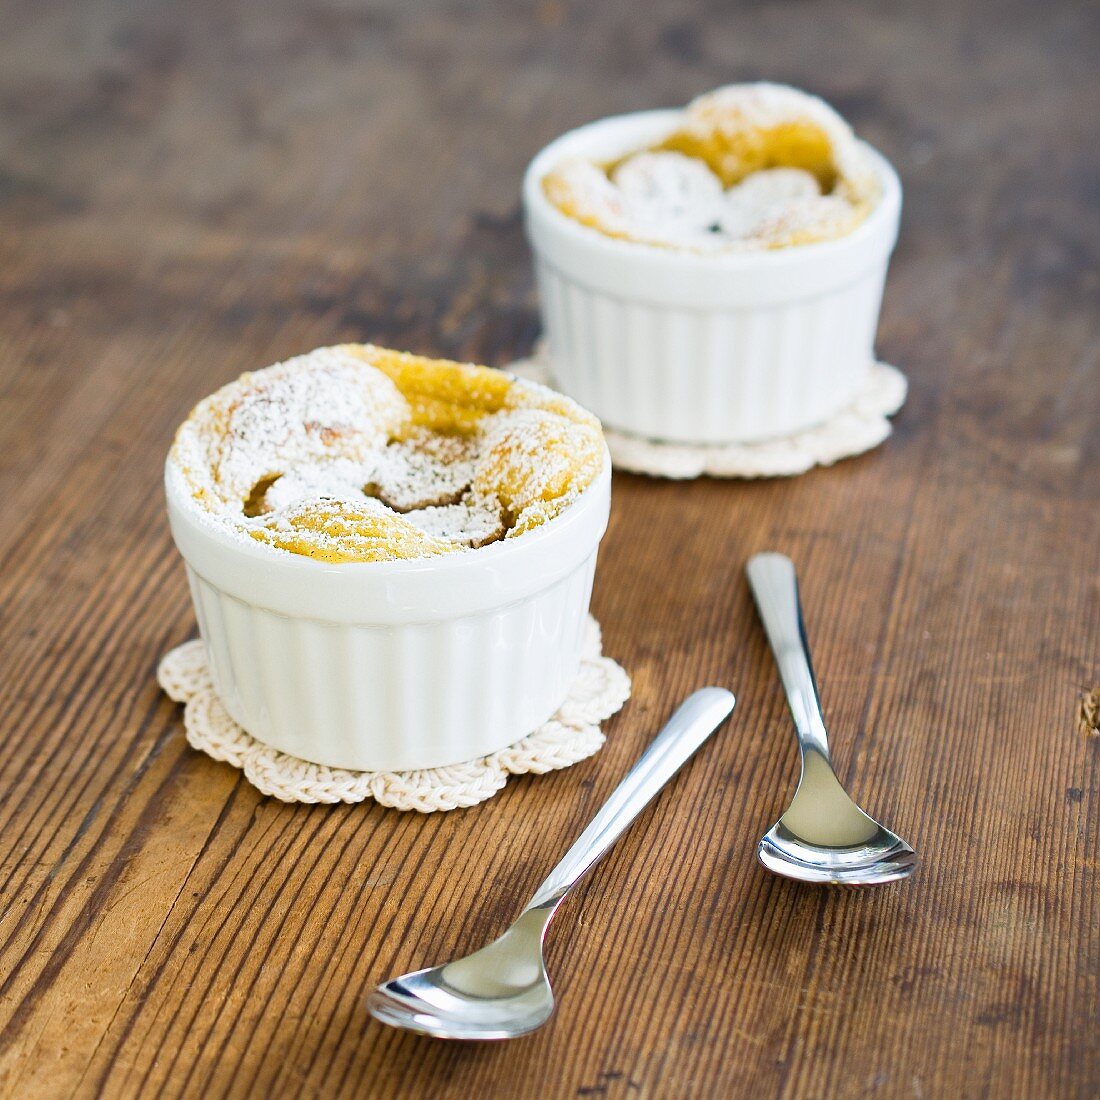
1,1,1097,1095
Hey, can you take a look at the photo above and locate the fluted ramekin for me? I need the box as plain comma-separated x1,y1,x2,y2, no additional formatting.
524,111,902,445
165,454,611,772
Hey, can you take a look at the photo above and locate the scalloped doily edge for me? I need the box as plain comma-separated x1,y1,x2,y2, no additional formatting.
158,615,631,812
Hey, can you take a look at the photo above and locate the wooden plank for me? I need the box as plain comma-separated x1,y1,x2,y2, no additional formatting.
0,0,1096,1096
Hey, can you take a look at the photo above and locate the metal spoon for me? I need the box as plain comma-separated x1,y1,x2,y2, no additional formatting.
367,688,736,1040
746,552,917,886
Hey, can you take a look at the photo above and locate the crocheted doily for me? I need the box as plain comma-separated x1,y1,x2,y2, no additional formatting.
509,345,907,480
157,616,631,812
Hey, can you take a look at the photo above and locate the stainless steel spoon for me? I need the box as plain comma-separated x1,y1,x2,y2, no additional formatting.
746,552,917,886
367,688,736,1040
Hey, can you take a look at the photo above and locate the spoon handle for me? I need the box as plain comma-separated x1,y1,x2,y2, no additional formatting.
746,552,831,760
525,688,735,912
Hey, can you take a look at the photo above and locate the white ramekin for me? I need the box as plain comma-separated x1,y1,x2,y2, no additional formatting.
524,111,902,445
165,455,611,772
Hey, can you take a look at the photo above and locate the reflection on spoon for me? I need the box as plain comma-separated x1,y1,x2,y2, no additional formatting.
780,748,879,848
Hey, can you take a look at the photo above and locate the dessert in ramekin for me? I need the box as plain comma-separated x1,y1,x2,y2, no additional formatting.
165,345,611,772
524,83,902,446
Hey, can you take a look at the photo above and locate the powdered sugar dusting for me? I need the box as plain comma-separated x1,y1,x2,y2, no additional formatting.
367,431,478,511
406,496,505,548
543,82,879,252
611,151,725,244
169,345,604,562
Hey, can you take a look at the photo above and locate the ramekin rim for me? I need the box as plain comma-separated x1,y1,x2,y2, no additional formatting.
165,445,611,575
522,108,901,268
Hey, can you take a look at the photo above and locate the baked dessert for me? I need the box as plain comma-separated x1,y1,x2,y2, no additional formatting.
543,83,880,251
524,86,901,446
170,344,605,563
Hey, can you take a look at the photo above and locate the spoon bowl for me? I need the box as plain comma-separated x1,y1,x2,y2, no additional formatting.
747,553,917,887
757,785,917,886
757,820,918,886
368,908,555,1040
757,744,917,885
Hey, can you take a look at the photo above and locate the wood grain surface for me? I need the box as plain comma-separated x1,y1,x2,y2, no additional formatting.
1,0,1097,1096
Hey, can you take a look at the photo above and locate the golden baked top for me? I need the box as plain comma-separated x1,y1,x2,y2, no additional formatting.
543,83,881,252
169,344,605,562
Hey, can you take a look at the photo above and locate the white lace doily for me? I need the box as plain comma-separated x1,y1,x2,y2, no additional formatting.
509,345,907,480
158,616,631,812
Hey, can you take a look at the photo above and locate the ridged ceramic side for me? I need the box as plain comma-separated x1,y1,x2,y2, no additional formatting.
166,457,611,772
524,111,902,446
